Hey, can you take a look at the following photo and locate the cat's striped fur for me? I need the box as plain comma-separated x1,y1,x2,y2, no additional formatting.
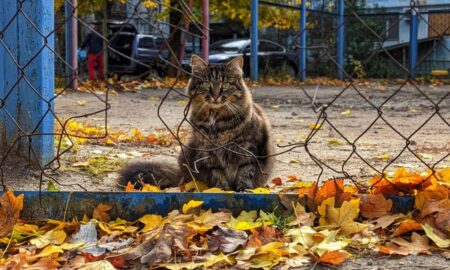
118,55,274,191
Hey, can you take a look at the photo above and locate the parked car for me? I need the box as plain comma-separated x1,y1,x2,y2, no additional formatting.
106,23,165,78
79,21,166,78
183,39,299,77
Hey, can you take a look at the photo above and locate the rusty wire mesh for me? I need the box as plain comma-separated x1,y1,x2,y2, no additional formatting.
0,0,448,194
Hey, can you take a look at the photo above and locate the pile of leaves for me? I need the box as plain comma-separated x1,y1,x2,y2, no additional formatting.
1,167,449,269
56,120,178,147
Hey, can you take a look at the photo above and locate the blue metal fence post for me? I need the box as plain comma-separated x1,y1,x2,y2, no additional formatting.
0,0,55,166
1,1,20,149
409,8,418,78
251,0,258,81
337,0,345,80
299,0,307,81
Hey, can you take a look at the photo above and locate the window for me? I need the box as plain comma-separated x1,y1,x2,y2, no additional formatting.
385,16,399,41
139,37,155,49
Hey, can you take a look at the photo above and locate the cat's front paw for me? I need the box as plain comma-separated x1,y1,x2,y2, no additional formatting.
235,180,254,192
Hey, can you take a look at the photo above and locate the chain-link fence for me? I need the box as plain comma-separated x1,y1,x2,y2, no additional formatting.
0,0,448,194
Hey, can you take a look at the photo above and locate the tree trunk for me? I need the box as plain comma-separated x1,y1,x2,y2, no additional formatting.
167,0,184,77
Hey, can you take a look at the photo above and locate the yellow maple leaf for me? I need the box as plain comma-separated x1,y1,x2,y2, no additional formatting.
227,210,262,231
30,229,67,249
139,214,163,232
319,198,369,235
251,187,271,194
141,184,161,192
182,200,204,214
33,245,65,259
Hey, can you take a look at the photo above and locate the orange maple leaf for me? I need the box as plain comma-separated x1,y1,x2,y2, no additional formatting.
93,204,112,222
318,250,351,266
0,190,24,237
360,194,393,219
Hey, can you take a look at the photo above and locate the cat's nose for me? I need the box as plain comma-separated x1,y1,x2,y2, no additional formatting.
212,95,220,101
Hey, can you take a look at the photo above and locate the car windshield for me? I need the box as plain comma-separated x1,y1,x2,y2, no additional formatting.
210,40,248,52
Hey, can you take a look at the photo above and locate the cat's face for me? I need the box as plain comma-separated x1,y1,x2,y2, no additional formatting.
187,55,248,108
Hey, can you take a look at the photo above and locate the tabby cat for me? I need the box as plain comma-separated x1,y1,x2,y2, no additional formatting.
118,55,274,191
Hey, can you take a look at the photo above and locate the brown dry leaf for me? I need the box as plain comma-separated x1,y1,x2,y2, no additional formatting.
392,220,423,237
125,224,196,264
360,194,393,219
24,258,60,270
289,202,315,227
419,198,450,233
247,226,283,248
93,204,112,222
318,250,351,266
379,232,431,255
370,213,406,230
0,190,24,237
208,226,248,253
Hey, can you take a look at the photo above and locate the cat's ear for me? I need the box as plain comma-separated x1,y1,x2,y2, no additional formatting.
190,55,208,74
226,56,244,75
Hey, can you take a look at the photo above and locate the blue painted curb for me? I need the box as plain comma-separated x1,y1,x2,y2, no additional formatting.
13,191,297,221
3,192,415,221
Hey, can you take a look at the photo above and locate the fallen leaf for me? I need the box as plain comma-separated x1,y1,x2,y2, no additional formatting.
419,198,450,233
187,209,231,233
319,198,369,235
392,220,423,237
247,226,282,248
370,213,406,230
124,181,136,192
76,100,87,106
0,190,24,237
76,260,116,270
227,211,262,231
360,194,393,219
319,250,351,265
379,232,431,255
141,184,161,192
289,203,315,227
33,245,65,258
308,123,322,130
182,200,204,214
341,109,352,116
93,204,112,222
139,214,163,232
286,227,348,257
208,226,248,253
272,177,282,185
251,187,271,194
375,154,391,160
30,229,67,249
422,224,450,248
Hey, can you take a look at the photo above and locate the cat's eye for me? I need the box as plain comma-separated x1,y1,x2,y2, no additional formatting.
222,82,231,89
201,82,210,88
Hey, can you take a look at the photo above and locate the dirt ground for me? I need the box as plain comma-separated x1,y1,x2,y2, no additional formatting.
3,82,449,192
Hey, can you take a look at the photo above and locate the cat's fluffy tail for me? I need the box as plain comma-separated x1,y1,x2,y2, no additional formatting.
118,161,183,189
